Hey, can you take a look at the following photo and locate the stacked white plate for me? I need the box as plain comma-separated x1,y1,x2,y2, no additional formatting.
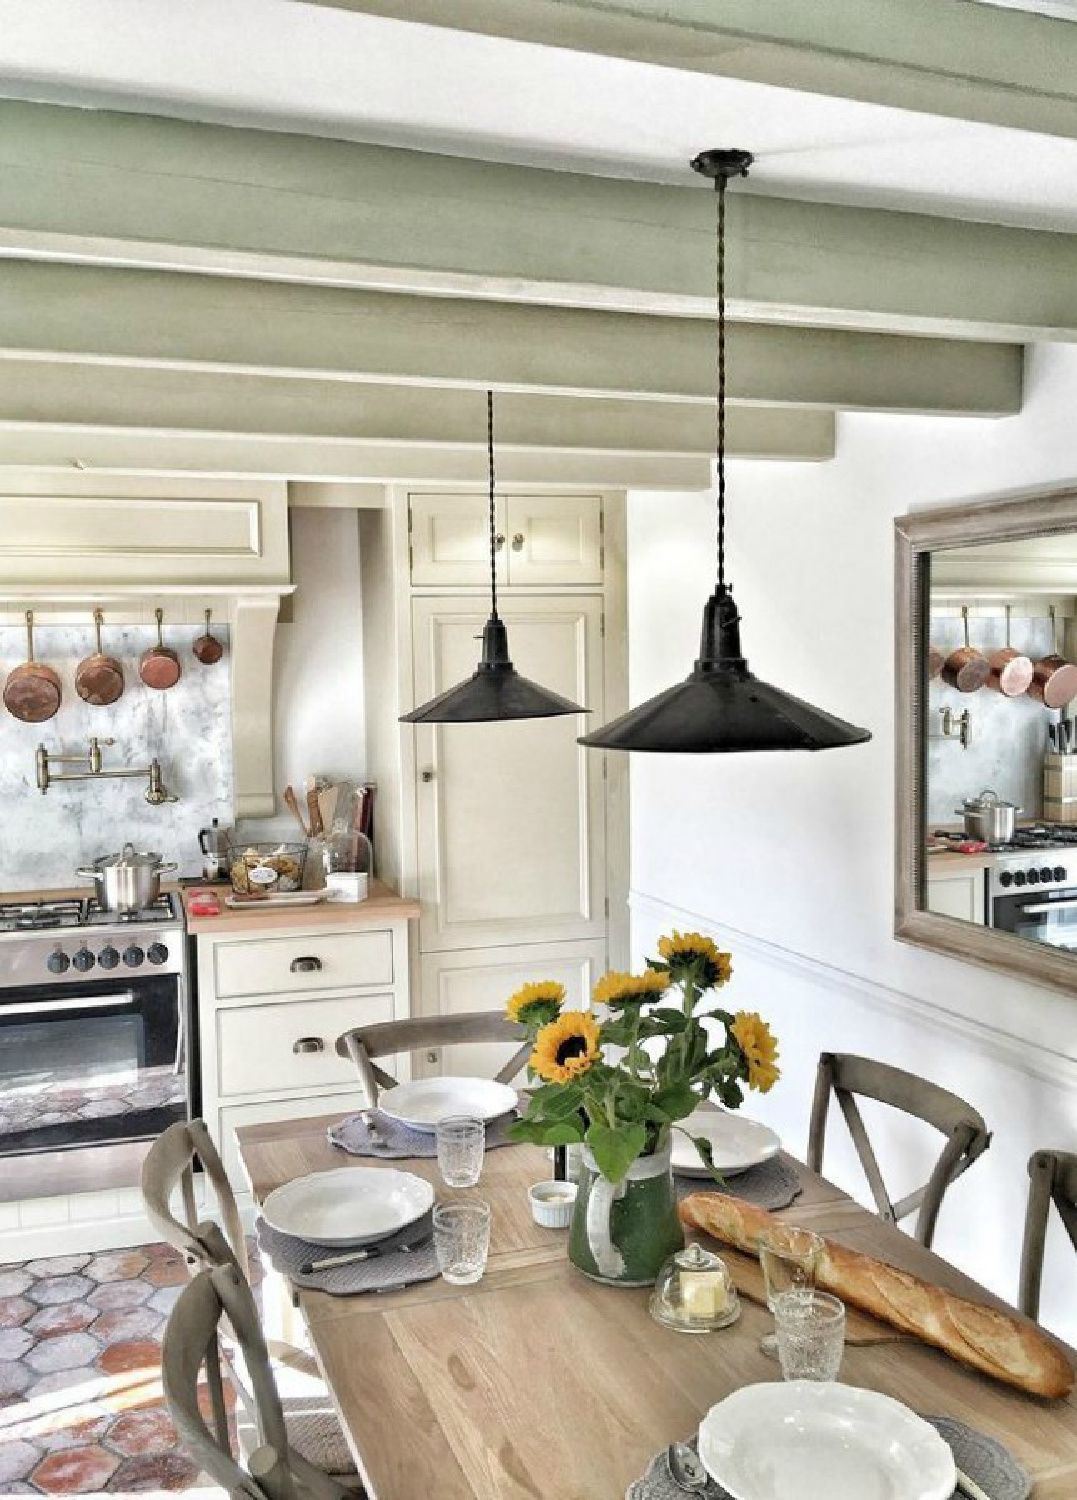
262,1167,434,1247
376,1076,518,1133
671,1106,781,1178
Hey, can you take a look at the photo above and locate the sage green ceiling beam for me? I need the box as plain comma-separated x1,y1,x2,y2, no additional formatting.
0,262,1022,416
0,426,712,490
0,362,834,460
305,0,1077,138
0,102,1073,341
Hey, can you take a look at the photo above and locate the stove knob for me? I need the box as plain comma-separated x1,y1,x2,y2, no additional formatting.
1055,866,1068,883
1027,869,1040,885
998,870,1014,887
1040,867,1054,883
98,946,120,970
72,947,95,973
147,942,169,966
122,944,145,968
1013,871,1027,887
46,947,70,974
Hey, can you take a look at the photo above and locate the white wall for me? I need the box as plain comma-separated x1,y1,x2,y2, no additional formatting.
627,342,1077,1345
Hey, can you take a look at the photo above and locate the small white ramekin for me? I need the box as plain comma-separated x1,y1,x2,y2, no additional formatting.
529,1179,578,1229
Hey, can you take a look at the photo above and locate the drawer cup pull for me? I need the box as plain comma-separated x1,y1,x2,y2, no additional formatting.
290,956,323,973
293,1036,325,1054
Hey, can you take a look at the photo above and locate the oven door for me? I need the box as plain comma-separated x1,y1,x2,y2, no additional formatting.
991,886,1077,949
0,972,188,1157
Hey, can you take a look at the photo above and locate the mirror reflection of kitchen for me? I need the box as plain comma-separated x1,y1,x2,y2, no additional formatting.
925,529,1077,952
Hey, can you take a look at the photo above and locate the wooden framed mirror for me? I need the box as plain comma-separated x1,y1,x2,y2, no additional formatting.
896,484,1077,997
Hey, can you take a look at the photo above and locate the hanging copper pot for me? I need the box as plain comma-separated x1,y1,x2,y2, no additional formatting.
139,608,182,691
1029,605,1077,709
942,606,990,694
192,608,224,666
3,611,62,723
987,605,1033,698
927,646,946,681
75,609,125,706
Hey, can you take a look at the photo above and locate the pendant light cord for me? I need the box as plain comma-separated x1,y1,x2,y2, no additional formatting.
716,172,728,591
487,388,499,621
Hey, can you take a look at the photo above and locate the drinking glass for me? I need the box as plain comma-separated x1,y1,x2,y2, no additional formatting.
433,1199,492,1285
757,1224,823,1358
435,1115,486,1188
773,1289,846,1381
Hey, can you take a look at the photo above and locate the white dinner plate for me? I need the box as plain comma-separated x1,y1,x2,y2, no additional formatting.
671,1106,781,1178
261,1167,434,1247
698,1382,956,1500
378,1077,518,1132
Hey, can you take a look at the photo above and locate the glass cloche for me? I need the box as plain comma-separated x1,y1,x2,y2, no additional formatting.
649,1240,740,1333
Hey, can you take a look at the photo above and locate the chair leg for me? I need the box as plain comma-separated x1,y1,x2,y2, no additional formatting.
806,1054,833,1175
1019,1153,1056,1320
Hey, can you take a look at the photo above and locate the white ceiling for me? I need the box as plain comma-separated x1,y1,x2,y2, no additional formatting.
1,0,1077,231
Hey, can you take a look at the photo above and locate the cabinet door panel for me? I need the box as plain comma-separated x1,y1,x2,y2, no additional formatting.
507,495,602,585
412,595,605,952
409,492,508,587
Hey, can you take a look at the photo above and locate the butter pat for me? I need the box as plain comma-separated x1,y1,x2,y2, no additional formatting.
681,1271,729,1322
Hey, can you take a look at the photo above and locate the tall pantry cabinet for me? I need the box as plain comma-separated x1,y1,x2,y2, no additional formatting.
360,489,628,1077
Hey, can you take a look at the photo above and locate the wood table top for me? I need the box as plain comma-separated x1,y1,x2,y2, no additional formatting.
237,1113,1077,1500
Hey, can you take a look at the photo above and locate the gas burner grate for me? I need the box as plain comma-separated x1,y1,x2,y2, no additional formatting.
83,893,179,926
0,900,84,933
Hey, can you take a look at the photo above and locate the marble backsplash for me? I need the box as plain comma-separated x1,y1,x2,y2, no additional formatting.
0,619,233,891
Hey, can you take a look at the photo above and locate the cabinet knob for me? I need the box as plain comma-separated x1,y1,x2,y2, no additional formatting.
426,1050,439,1064
293,1036,325,1054
494,533,506,550
512,532,525,551
421,769,435,783
289,955,323,973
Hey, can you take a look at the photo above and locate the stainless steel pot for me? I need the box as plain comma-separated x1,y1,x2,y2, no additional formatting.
955,789,1020,844
76,842,177,911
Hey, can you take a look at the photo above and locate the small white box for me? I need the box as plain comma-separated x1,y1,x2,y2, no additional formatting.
325,872,369,902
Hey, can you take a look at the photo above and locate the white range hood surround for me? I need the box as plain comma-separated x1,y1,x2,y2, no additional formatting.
0,473,292,819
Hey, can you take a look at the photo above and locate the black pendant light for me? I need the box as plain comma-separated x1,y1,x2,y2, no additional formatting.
400,391,587,724
579,149,870,755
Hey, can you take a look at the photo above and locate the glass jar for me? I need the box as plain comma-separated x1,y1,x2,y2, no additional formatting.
649,1241,740,1333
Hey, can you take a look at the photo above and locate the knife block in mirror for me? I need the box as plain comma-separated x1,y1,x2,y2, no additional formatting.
1043,752,1077,824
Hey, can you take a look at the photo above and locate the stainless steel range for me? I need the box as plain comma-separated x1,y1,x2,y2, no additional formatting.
982,825,1077,949
0,892,191,1195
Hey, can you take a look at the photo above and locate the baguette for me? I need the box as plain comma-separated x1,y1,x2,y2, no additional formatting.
680,1191,1074,1400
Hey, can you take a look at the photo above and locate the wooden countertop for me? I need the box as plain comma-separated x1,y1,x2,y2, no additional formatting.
181,878,419,935
925,850,995,873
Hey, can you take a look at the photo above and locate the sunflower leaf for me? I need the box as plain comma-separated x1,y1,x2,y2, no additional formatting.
585,1121,646,1182
651,1081,699,1122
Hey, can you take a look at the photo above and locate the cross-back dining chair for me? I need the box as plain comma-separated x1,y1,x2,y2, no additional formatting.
1019,1149,1077,1321
162,1260,348,1500
806,1051,991,1248
141,1120,361,1490
335,1012,530,1107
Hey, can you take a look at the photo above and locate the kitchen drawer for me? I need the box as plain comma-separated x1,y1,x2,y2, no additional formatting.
217,1090,359,1191
217,992,393,1098
213,928,394,1000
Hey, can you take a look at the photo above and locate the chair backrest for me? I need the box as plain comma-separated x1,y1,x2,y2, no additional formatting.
162,1260,296,1500
141,1118,249,1280
1019,1149,1077,1320
335,1012,529,1107
806,1051,991,1247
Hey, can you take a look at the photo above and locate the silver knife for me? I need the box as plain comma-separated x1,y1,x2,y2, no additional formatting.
954,1467,991,1500
300,1232,431,1276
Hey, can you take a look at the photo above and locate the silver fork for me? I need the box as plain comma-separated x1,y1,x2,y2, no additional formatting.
666,1443,710,1494
360,1107,387,1147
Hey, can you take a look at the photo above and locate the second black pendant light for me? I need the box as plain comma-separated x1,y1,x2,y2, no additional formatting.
579,148,871,755
400,391,587,724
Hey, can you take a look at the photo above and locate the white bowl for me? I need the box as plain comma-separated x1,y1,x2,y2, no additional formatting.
529,1180,577,1229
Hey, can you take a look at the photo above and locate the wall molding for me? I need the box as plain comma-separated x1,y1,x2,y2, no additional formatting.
630,888,1077,1093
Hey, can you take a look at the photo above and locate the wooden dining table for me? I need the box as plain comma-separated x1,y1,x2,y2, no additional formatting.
237,1113,1077,1500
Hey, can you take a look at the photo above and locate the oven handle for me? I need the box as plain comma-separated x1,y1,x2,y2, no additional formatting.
1,992,137,1016
1018,900,1077,915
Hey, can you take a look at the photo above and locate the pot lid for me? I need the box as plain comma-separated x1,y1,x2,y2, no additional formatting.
90,841,163,870
962,789,1017,811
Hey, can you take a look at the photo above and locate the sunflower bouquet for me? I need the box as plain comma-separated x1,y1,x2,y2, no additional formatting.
506,931,779,1185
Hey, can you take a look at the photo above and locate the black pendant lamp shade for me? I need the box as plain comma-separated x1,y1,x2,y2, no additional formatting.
579,149,870,756
400,392,587,725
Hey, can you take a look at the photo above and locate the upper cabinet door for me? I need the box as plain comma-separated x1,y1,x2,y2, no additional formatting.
409,493,602,587
504,494,603,586
409,492,508,587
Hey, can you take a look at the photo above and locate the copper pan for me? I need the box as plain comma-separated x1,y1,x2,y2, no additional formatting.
927,646,946,681
987,605,1033,698
3,611,62,723
941,606,990,694
75,609,124,706
1029,605,1077,710
139,608,182,691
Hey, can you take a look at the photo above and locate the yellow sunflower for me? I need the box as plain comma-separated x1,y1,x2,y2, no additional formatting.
731,1011,780,1093
656,930,732,988
506,980,565,1028
530,1011,602,1085
592,968,670,1008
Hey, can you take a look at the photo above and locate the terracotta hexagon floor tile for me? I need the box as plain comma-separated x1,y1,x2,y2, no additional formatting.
25,1330,103,1375
109,1450,202,1491
25,1300,100,1339
30,1443,120,1494
104,1406,179,1457
144,1257,188,1288
91,1306,162,1346
95,1339,164,1378
84,1251,151,1284
28,1405,111,1453
88,1278,155,1312
0,1269,31,1298
0,1294,35,1329
24,1254,92,1279
147,1283,185,1316
27,1274,95,1309
0,1357,32,1401
29,1368,110,1399
0,1325,34,1361
0,1438,40,1485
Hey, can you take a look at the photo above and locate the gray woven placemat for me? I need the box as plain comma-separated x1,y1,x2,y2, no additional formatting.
676,1156,802,1213
625,1416,1031,1500
256,1211,440,1297
328,1107,520,1158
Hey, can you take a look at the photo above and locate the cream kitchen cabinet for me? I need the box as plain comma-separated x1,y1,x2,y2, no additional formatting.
925,863,987,924
190,888,418,1180
409,491,603,587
